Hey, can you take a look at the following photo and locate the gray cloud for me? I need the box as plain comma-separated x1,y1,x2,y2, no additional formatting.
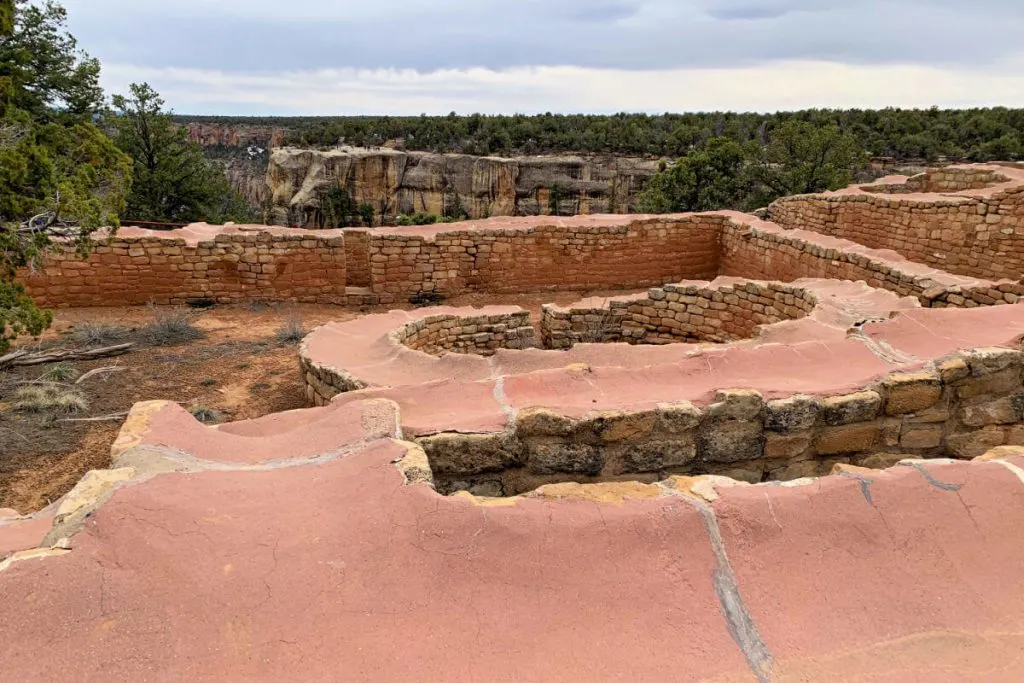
62,0,1024,75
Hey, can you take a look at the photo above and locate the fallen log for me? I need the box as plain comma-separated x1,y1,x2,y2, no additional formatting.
0,343,134,370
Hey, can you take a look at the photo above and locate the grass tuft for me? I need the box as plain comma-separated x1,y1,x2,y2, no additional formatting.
39,362,79,383
140,307,203,347
70,322,130,347
274,314,305,345
190,405,225,424
13,384,89,415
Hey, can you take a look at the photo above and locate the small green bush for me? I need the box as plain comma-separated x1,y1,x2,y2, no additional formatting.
40,362,80,382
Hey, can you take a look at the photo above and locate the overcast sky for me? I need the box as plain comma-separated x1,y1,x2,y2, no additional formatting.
62,0,1024,115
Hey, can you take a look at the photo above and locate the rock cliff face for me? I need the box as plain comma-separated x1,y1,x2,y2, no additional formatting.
186,123,288,212
186,122,286,150
267,147,662,226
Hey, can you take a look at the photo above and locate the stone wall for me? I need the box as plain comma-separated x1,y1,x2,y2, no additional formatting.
767,173,1024,281
393,312,535,356
860,168,1009,194
20,231,347,307
719,221,1024,307
418,346,1024,495
541,281,815,349
343,229,371,288
367,217,721,301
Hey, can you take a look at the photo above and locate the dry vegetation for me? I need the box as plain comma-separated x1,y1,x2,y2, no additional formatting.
0,303,359,513
0,288,643,514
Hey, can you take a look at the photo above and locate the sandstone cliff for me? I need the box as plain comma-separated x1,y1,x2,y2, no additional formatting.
186,123,288,212
267,147,662,226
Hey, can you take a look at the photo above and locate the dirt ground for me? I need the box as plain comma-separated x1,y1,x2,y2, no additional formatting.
0,287,642,514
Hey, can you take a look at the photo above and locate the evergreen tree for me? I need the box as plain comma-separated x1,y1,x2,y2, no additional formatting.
636,137,749,213
109,82,253,224
1,0,131,353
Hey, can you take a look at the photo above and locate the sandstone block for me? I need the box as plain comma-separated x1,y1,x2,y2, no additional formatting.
611,439,697,474
655,402,703,434
958,393,1024,427
515,408,577,438
708,389,764,420
955,368,1021,399
764,395,819,432
527,443,603,476
417,433,522,476
697,420,763,463
852,452,910,470
821,391,882,426
946,427,1006,459
880,372,942,415
815,422,882,455
764,432,813,460
899,425,943,449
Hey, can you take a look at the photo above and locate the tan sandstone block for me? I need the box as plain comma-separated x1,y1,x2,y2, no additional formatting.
815,423,882,455
880,372,942,415
900,425,944,449
946,427,1007,459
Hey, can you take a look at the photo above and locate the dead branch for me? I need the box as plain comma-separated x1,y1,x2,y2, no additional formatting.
75,365,127,384
58,412,129,423
0,343,134,370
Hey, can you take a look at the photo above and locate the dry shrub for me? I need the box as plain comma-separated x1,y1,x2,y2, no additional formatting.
190,405,225,424
141,307,203,346
274,314,305,345
70,322,130,347
13,384,89,415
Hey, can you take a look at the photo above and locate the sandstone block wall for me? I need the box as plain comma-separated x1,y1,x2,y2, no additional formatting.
767,170,1024,281
720,222,1024,307
393,312,535,356
541,281,815,349
342,229,371,288
20,232,347,307
860,168,1009,194
367,218,721,301
418,346,1024,495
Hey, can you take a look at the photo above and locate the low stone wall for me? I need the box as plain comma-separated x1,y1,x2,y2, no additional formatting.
300,355,368,406
767,165,1024,281
20,230,348,307
366,217,721,302
541,281,816,349
393,311,535,356
418,345,1024,495
720,221,1024,307
861,168,1010,194
343,229,371,287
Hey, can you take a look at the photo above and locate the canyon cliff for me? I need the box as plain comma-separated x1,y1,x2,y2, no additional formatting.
266,147,662,226
186,122,287,212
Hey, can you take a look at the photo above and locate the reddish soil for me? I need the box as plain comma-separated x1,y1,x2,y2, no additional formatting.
0,287,639,513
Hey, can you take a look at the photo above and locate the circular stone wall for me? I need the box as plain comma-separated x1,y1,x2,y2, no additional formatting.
541,280,816,349
393,311,536,356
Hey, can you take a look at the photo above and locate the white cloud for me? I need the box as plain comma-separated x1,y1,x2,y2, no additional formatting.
101,58,1024,116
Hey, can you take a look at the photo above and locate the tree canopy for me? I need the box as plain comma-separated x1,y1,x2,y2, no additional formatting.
637,122,867,213
184,108,1024,163
110,82,254,224
1,0,131,352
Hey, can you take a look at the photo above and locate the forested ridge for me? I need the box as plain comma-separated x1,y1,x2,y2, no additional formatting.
176,108,1024,162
